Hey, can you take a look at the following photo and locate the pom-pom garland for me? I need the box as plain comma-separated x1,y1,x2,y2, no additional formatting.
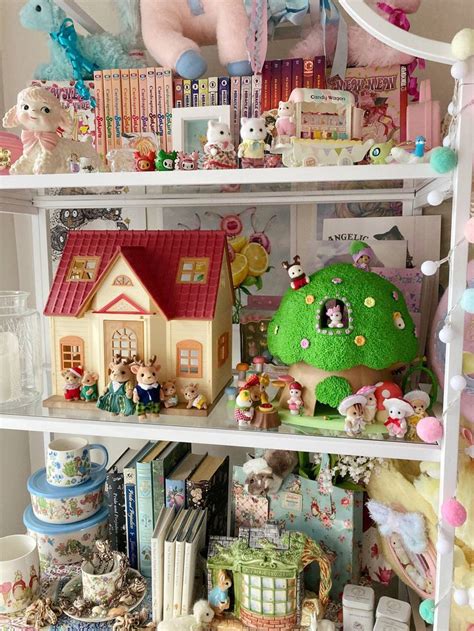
461,288,474,313
453,588,469,607
419,599,435,624
430,147,458,174
417,416,443,443
427,190,444,206
436,533,451,555
439,324,455,343
421,260,439,276
441,498,467,527
464,217,474,244
450,375,467,391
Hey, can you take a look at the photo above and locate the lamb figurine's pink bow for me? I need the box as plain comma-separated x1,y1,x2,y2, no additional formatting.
21,130,59,154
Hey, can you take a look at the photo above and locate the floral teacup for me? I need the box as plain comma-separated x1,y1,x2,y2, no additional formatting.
0,534,40,614
47,437,108,487
82,553,125,606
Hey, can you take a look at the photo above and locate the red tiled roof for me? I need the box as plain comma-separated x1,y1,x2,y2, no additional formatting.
44,230,230,319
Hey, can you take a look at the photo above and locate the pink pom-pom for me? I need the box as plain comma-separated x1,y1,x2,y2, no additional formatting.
417,416,443,443
441,498,467,527
464,217,474,244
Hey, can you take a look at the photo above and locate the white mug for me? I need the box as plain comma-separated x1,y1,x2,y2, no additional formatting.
46,437,108,487
0,534,40,614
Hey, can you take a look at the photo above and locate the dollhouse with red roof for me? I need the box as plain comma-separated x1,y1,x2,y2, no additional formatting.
44,230,234,410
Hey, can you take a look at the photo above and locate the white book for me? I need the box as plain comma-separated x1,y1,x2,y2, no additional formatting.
162,509,188,621
172,510,197,617
151,506,175,624
181,510,207,615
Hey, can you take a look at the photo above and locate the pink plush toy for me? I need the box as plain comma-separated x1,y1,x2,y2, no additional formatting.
291,0,423,68
140,0,252,80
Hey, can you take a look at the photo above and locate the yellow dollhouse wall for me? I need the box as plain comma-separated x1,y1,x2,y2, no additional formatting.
210,263,234,400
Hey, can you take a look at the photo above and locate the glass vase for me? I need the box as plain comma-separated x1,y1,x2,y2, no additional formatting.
0,291,42,410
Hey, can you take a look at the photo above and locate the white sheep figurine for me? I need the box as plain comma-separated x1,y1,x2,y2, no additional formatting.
156,600,214,630
2,86,100,175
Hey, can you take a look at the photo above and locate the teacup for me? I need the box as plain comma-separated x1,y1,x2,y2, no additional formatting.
82,552,125,606
0,534,40,614
47,437,108,487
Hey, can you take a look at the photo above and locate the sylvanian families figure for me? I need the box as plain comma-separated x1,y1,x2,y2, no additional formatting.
356,385,377,423
134,150,156,172
404,389,430,438
338,394,367,436
383,398,414,438
287,381,304,415
160,379,179,408
175,151,199,170
234,389,254,425
155,149,177,171
97,355,135,416
275,101,296,139
80,370,99,402
182,383,207,409
62,366,83,401
351,243,374,271
130,356,161,420
238,117,269,168
203,120,236,169
208,569,231,614
282,255,310,290
326,304,344,328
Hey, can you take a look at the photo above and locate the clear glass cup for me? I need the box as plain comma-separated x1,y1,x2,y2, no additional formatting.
0,291,42,410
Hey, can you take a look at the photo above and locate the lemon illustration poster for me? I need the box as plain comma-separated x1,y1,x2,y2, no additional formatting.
162,206,291,322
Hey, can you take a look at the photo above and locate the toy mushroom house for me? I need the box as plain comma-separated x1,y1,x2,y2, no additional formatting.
267,262,418,417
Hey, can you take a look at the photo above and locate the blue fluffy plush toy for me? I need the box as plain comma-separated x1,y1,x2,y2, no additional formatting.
20,0,145,81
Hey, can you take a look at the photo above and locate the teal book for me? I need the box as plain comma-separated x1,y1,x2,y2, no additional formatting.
152,442,191,525
165,452,206,509
136,441,170,576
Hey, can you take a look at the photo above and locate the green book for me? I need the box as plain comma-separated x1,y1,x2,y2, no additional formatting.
152,442,191,525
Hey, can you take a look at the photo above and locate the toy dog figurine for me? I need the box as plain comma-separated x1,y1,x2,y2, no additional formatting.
80,370,99,402
97,355,135,416
208,569,231,615
182,383,207,410
238,117,269,168
62,366,83,401
282,255,310,290
338,394,367,437
160,379,179,408
203,121,236,169
131,356,161,420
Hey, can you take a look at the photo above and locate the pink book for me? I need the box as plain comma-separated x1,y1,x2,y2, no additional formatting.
111,69,123,148
138,69,148,132
406,79,440,149
130,69,141,133
121,69,132,134
93,71,105,161
156,68,165,149
163,68,173,152
281,59,292,102
103,69,114,150
146,67,157,134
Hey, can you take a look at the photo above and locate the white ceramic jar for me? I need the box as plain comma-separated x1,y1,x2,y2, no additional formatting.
0,534,40,615
374,618,409,631
342,584,375,631
376,597,411,625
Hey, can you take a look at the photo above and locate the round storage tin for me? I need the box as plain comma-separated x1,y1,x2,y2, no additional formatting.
23,505,109,568
28,464,106,524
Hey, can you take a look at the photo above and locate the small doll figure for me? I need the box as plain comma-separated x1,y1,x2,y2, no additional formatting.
62,366,83,401
404,390,430,438
68,152,80,173
80,370,99,402
134,150,156,171
182,383,207,409
281,255,309,290
130,356,161,420
208,569,232,615
242,374,262,406
338,394,367,437
326,304,344,328
234,389,254,425
97,355,135,416
160,379,179,408
350,241,374,271
155,149,177,171
383,398,414,439
203,120,237,169
287,381,304,416
356,385,377,423
175,151,199,170
238,117,269,168
275,101,296,140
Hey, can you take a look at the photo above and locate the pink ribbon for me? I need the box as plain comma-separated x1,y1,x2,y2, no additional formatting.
21,130,59,154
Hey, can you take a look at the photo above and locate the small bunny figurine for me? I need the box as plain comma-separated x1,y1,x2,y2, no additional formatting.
326,304,344,328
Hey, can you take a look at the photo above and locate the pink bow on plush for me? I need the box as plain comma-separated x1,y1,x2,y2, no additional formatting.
21,130,59,154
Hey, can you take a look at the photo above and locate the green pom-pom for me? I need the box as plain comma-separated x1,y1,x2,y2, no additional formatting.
419,599,435,624
430,147,457,173
316,376,352,408
349,240,368,256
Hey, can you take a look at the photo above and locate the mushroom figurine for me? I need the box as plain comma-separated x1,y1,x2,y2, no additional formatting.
252,356,266,374
338,394,367,437
374,381,403,423
383,398,414,439
236,362,249,387
356,385,377,423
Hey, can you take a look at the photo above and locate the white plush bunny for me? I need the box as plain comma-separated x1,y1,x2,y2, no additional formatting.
157,600,214,630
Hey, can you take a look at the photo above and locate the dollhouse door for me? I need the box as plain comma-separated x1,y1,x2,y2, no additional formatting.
104,321,144,373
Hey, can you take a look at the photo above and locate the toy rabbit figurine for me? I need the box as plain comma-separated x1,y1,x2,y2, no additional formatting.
338,394,367,437
182,383,207,410
203,121,236,169
208,569,232,615
287,381,304,415
97,355,136,417
130,356,161,420
160,379,179,408
326,304,344,328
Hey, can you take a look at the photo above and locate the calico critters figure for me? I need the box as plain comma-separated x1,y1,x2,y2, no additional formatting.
275,101,296,140
383,398,414,438
130,356,161,420
356,385,377,423
96,355,135,417
338,394,367,436
203,121,236,169
238,117,270,168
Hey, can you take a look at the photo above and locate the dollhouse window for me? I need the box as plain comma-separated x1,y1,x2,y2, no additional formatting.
316,296,353,335
111,327,138,359
60,336,84,370
241,574,296,615
217,332,229,366
177,258,209,284
112,275,133,286
176,340,202,378
67,256,100,281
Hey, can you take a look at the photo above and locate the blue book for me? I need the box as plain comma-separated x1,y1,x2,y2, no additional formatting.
191,80,199,107
165,453,206,509
124,441,153,569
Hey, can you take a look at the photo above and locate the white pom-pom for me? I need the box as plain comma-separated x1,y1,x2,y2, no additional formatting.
439,324,455,343
450,375,467,391
447,102,456,116
451,61,468,80
453,588,469,607
443,136,451,147
436,534,451,555
421,260,439,276
427,190,444,206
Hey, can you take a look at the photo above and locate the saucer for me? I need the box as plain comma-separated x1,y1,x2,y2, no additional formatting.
60,568,145,623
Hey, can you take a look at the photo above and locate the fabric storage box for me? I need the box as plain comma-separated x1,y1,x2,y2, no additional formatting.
232,466,363,599
28,465,106,524
374,618,410,631
342,584,375,631
376,596,411,625
23,504,108,568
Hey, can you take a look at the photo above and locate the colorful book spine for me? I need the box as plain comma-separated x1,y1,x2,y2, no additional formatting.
165,478,186,510
191,80,199,107
104,467,126,553
163,68,174,151
218,77,229,105
156,68,165,149
125,466,139,569
251,73,262,117
208,77,218,105
111,69,123,147
281,59,292,102
292,58,303,90
198,78,208,106
174,78,183,108
230,76,241,148
138,69,148,132
400,64,408,142
103,69,114,151
93,71,105,161
240,76,252,120
183,79,192,107
146,67,157,134
152,443,191,525
136,460,154,576
261,61,272,112
303,58,314,88
130,69,141,133
120,68,132,134
313,56,327,89
270,59,281,109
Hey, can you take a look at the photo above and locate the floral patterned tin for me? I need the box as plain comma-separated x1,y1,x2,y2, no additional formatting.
23,505,109,569
28,465,106,524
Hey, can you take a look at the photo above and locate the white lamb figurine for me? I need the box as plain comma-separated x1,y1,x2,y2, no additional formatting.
2,86,100,175
157,600,214,630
